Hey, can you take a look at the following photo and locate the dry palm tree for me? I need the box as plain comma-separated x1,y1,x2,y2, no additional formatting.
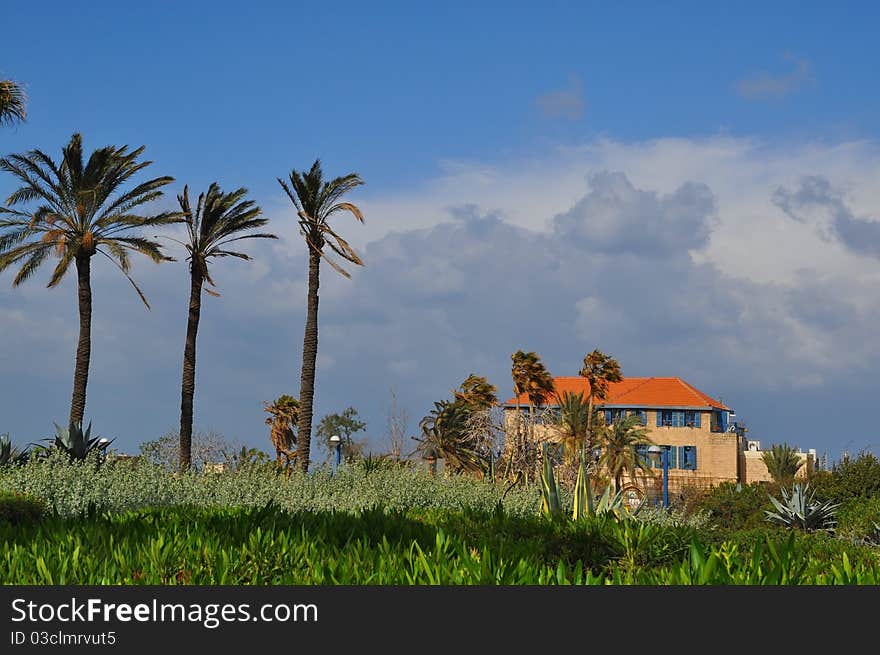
264,395,300,471
278,160,365,472
0,79,26,127
598,414,654,492
453,373,498,411
761,443,804,487
578,349,623,448
175,183,277,471
0,133,181,426
511,350,555,431
508,350,555,482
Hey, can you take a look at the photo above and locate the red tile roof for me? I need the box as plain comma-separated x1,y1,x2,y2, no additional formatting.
504,377,731,410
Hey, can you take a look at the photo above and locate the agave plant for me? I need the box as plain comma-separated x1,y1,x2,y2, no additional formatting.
765,483,839,533
43,421,114,461
541,443,636,520
0,433,29,465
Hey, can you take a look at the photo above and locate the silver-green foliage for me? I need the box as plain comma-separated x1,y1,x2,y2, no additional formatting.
0,453,543,518
765,483,840,533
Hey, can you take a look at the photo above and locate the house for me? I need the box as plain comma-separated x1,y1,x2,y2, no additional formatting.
503,376,813,493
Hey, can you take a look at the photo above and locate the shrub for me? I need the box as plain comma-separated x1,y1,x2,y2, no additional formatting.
693,481,773,532
836,495,880,543
0,491,46,525
809,451,880,502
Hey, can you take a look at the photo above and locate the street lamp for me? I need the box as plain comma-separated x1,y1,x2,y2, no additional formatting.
329,435,341,474
647,445,669,509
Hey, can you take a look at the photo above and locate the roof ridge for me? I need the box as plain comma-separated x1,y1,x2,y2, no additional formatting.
611,376,657,401
675,377,724,407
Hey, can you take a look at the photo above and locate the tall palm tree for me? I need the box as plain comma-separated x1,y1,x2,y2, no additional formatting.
598,414,654,492
278,160,365,472
511,350,555,433
0,133,181,426
761,443,804,487
0,79,26,127
175,183,277,471
578,349,623,448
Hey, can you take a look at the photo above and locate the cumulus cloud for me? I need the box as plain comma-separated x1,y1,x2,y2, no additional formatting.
736,53,814,100
535,75,586,120
774,175,880,259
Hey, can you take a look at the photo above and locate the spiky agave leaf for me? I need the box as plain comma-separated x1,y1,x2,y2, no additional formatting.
765,483,839,533
540,442,561,517
572,456,591,520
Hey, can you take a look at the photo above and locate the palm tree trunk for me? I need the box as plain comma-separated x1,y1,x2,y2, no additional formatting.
179,269,203,472
69,255,92,427
296,248,321,472
587,394,595,449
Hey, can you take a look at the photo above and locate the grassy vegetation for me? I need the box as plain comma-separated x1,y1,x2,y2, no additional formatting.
2,454,879,585
2,503,878,584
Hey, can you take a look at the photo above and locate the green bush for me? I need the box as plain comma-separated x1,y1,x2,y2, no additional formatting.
693,481,773,532
809,451,880,502
836,495,880,544
0,491,46,525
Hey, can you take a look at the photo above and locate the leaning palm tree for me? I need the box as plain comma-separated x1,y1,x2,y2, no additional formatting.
0,133,181,426
175,183,277,471
511,350,555,434
264,395,300,472
762,443,804,487
0,79,26,127
453,373,498,411
598,414,654,492
578,349,623,448
278,160,365,472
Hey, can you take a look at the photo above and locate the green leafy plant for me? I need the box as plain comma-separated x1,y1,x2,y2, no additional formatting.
43,422,114,461
765,483,839,533
0,434,29,466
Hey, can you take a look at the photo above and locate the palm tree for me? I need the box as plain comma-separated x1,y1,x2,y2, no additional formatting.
0,133,181,426
264,395,300,471
454,373,498,411
0,79,26,127
278,160,365,472
553,390,591,461
510,350,555,436
415,400,486,475
175,183,277,471
762,443,804,487
578,349,623,448
598,414,654,492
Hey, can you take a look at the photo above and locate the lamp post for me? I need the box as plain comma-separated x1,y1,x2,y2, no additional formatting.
329,435,341,475
647,445,669,509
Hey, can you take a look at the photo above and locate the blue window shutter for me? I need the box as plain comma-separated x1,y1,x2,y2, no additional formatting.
656,410,662,427
679,446,687,469
604,410,612,424
639,410,647,425
694,412,701,428
720,411,728,432
691,447,697,470
666,445,677,468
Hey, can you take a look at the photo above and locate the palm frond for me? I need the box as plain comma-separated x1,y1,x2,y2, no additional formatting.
97,248,150,308
0,79,27,125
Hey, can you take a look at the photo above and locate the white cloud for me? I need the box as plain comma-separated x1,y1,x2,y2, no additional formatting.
736,53,814,100
535,75,586,120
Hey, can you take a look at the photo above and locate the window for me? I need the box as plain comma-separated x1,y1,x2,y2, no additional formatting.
628,409,647,425
679,445,698,470
642,444,677,468
604,409,627,424
684,411,701,428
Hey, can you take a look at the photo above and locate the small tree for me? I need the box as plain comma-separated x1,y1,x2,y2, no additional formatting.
761,443,804,487
315,407,367,463
384,388,409,462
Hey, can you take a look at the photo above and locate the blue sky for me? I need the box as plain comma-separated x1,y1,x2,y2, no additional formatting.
2,2,880,462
